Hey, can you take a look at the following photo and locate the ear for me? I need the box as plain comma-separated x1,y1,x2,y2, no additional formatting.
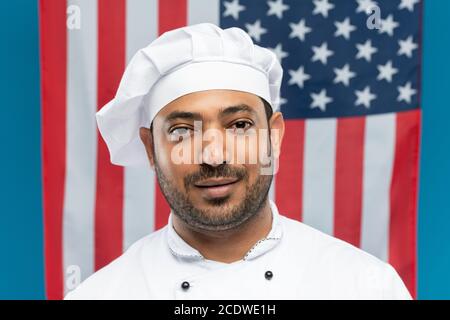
269,111,285,162
139,127,156,169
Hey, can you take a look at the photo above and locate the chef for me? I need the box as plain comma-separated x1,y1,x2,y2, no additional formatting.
65,23,412,300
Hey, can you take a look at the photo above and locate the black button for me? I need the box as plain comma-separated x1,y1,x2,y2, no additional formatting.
265,271,273,280
181,281,190,290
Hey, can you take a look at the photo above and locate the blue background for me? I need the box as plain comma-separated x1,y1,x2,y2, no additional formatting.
0,0,449,299
419,0,450,300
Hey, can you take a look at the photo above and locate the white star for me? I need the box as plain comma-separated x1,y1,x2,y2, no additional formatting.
355,86,377,108
288,66,311,89
245,20,267,42
377,60,398,83
269,43,289,63
313,0,335,18
223,0,246,20
356,39,378,62
289,19,312,42
311,89,333,111
356,0,378,13
333,64,356,86
312,42,334,65
267,0,290,19
399,0,419,12
398,36,418,58
379,14,399,37
334,18,356,40
279,96,288,105
397,82,417,104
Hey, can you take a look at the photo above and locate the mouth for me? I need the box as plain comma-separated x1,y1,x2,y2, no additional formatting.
193,177,241,199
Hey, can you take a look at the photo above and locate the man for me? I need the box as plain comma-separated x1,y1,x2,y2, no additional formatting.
66,23,411,299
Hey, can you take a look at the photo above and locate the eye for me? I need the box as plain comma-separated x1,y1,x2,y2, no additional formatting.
230,120,253,133
169,126,192,140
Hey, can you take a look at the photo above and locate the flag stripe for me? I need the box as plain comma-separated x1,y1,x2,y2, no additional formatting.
302,119,337,235
188,0,220,25
158,0,187,34
275,119,305,221
333,117,365,247
123,0,158,250
95,0,126,270
39,0,67,300
63,0,98,294
360,113,396,261
154,0,188,230
389,109,420,298
268,178,276,202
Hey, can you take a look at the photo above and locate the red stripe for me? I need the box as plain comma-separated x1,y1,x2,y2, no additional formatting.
158,0,187,34
154,0,188,230
275,119,305,221
389,109,420,299
333,117,365,247
95,0,126,270
39,0,66,300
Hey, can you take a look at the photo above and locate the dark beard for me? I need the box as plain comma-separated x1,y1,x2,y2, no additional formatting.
154,162,273,232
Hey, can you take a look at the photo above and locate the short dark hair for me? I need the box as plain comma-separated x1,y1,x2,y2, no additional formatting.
261,98,273,123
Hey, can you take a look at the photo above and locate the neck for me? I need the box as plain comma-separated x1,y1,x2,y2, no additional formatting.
171,199,273,263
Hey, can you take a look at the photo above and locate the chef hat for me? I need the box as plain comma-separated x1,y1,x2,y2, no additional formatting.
96,23,283,166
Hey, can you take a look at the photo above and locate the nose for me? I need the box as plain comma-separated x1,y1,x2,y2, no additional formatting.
198,129,229,167
201,141,227,167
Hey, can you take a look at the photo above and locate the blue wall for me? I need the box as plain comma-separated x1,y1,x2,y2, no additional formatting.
0,1,45,299
418,0,450,300
0,0,448,299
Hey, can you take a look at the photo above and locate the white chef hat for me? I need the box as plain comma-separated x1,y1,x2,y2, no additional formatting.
96,23,283,167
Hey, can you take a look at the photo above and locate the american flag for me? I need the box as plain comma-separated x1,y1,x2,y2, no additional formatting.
39,0,420,299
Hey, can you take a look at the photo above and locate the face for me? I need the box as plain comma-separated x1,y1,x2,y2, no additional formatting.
140,89,285,232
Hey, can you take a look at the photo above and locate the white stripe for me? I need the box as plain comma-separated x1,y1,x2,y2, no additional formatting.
63,0,97,294
302,118,337,235
268,177,276,202
126,0,158,60
188,0,220,25
268,142,278,202
361,113,396,261
123,0,158,250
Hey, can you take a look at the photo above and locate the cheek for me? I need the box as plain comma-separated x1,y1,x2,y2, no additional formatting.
154,141,180,176
157,144,197,187
245,164,261,184
155,134,189,166
226,131,270,166
156,146,171,164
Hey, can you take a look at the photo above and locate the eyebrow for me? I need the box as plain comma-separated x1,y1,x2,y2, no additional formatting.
165,111,203,122
165,104,256,122
219,104,257,117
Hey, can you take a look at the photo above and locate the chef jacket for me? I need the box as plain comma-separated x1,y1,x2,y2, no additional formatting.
65,200,412,300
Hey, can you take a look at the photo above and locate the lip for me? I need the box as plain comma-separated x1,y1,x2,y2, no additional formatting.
194,177,240,199
194,177,239,187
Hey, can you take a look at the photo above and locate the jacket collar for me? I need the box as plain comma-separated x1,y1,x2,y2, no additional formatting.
167,199,283,262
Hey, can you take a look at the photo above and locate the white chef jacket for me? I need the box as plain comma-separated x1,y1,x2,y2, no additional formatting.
65,200,412,300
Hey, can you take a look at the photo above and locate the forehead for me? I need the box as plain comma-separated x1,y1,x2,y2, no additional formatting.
153,89,265,122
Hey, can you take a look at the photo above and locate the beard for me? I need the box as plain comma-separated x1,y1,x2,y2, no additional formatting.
154,161,273,232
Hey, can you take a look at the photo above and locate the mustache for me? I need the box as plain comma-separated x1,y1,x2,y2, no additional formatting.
184,164,248,189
